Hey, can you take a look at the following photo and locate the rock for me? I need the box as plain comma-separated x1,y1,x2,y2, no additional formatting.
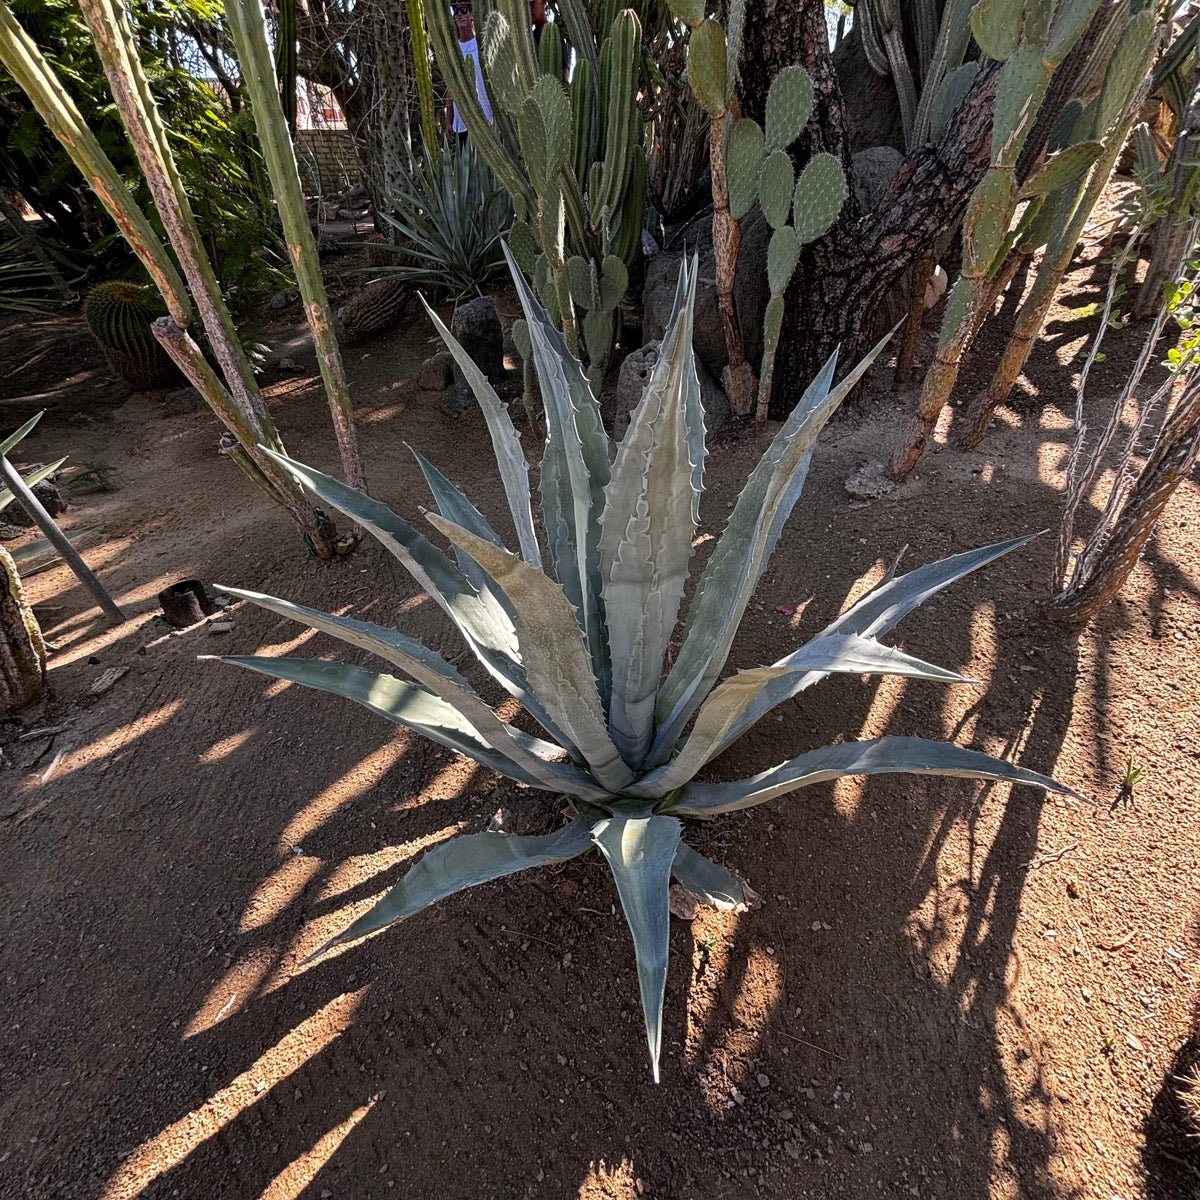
8,478,67,525
445,296,505,414
318,200,340,222
613,341,730,442
162,386,202,414
643,208,769,379
844,460,896,501
851,146,905,214
416,351,454,391
267,287,301,312
277,357,302,373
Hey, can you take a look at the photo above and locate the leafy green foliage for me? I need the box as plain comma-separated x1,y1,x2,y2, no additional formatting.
213,254,1082,1080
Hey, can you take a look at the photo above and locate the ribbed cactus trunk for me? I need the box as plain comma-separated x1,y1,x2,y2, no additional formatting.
1046,389,1200,627
0,544,45,712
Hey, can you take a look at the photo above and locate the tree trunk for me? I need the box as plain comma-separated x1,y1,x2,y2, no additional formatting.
1046,393,1200,626
0,544,45,712
739,0,999,413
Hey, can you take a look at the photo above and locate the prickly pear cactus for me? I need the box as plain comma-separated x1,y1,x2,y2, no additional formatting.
83,281,181,390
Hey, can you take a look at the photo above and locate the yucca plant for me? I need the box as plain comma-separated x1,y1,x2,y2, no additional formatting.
211,251,1082,1080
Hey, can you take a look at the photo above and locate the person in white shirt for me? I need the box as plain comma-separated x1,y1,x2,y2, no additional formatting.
444,1,493,146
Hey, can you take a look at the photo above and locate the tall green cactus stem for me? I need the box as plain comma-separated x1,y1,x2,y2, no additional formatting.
0,541,45,711
225,0,366,498
890,0,1104,482
958,14,1161,449
13,0,340,555
0,1,188,324
407,0,440,166
426,0,642,375
84,281,181,389
686,16,757,415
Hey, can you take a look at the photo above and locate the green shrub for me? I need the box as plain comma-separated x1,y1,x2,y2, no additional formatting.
212,253,1082,1080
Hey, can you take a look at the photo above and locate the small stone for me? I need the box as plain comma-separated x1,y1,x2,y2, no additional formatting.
757,1072,770,1089
207,621,234,634
844,460,896,501
416,351,454,391
267,287,301,311
277,357,301,372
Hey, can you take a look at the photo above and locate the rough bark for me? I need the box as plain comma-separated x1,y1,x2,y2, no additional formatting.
1046,392,1200,626
740,0,999,414
0,544,45,712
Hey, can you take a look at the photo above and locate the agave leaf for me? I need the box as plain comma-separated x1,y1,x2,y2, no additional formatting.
672,842,754,912
411,448,507,596
425,512,635,793
257,447,570,750
419,296,541,568
705,535,1038,758
215,654,568,788
9,525,100,564
662,735,1086,817
600,260,702,767
649,329,894,765
633,634,971,795
0,455,68,512
310,818,595,959
592,814,681,1082
0,411,43,457
503,243,611,701
217,587,608,802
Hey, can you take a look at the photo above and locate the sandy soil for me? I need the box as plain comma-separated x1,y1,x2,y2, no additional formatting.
0,235,1198,1200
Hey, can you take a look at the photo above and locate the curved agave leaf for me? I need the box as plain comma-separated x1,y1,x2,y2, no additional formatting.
650,328,895,766
503,243,611,702
706,535,1040,758
662,735,1086,817
419,296,542,568
600,259,702,767
215,654,557,789
0,411,43,457
0,455,68,512
592,814,681,1082
633,633,971,796
425,512,634,793
411,448,508,597
256,446,570,750
10,525,100,564
309,818,595,960
672,842,755,912
217,586,608,802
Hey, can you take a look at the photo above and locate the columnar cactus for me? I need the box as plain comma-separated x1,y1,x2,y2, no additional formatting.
677,0,760,415
84,281,181,389
426,0,646,381
891,0,1108,481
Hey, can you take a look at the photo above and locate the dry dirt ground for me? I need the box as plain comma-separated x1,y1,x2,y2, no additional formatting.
1,237,1198,1200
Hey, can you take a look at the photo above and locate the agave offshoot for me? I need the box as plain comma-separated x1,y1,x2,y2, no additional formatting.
211,250,1082,1080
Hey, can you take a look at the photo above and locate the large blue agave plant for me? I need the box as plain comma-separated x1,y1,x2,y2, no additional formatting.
211,250,1082,1079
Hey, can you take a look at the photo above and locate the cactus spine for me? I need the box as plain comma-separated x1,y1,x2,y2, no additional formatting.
891,0,1106,482
84,281,182,389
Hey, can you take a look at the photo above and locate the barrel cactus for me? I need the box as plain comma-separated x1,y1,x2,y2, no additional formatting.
210,250,1084,1080
83,280,181,390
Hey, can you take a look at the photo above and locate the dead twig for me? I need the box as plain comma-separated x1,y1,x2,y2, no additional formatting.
1024,841,1078,869
775,1029,847,1062
1096,930,1137,952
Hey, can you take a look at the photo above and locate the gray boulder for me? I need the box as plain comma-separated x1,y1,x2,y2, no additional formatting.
613,341,730,443
644,209,770,379
445,296,505,414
